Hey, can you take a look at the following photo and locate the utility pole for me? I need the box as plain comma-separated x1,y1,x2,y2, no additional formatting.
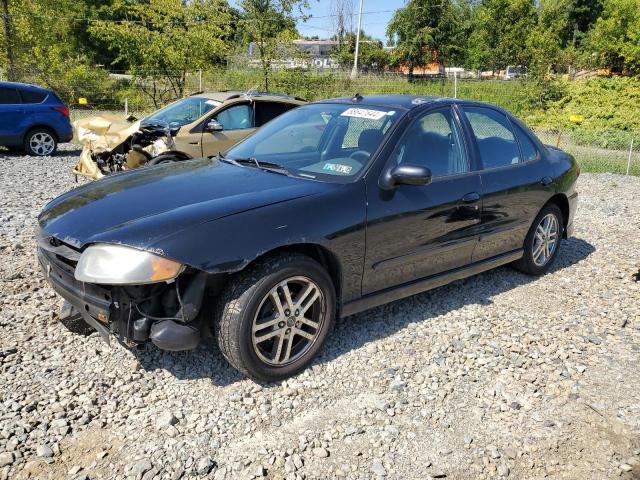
1,0,16,81
350,0,364,80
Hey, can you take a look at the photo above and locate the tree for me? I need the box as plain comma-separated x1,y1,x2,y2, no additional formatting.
0,0,110,84
1,0,15,80
586,0,640,74
566,0,603,47
525,0,569,77
386,0,460,79
466,0,536,73
240,0,308,91
330,0,353,50
88,0,233,107
332,31,389,73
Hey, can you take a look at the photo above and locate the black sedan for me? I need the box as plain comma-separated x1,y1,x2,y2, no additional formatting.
37,95,579,381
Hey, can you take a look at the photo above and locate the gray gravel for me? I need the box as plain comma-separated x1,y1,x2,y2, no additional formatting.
1,147,639,479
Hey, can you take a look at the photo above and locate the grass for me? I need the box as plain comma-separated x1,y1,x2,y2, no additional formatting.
534,129,640,176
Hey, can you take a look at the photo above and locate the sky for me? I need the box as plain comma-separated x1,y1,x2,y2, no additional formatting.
229,0,406,44
299,0,406,43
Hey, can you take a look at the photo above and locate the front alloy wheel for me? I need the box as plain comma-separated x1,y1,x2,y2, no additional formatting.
25,129,57,156
216,253,336,382
252,276,326,366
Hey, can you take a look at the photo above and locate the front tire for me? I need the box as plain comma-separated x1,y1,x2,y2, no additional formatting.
24,129,57,156
513,203,563,276
215,253,336,382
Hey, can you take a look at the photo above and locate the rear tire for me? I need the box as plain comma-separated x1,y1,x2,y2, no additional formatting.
513,203,563,276
215,253,336,382
24,128,57,156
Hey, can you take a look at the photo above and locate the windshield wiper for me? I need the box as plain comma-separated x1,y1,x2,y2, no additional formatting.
226,157,292,176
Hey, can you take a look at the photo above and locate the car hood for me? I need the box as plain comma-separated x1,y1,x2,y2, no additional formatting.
39,158,331,253
73,114,140,153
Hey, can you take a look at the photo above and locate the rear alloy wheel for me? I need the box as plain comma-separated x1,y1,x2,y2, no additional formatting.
25,129,57,156
532,213,559,267
215,253,336,382
513,203,563,275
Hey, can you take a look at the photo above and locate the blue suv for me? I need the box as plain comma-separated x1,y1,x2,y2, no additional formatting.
0,81,73,156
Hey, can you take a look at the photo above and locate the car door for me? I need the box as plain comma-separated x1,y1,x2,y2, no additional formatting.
0,86,24,145
199,102,255,156
459,105,553,262
362,106,482,295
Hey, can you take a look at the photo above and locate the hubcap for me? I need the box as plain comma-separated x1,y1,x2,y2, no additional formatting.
30,132,55,156
251,276,325,366
532,213,559,267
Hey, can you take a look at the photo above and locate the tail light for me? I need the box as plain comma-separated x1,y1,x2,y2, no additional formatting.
51,106,70,117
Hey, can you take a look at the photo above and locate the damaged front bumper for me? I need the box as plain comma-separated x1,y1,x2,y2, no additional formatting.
37,235,208,351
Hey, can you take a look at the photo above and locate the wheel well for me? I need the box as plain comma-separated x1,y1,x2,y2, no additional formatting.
249,244,342,299
545,194,570,237
161,150,192,160
24,125,58,143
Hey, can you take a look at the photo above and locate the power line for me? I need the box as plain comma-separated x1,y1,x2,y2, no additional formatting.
2,6,445,26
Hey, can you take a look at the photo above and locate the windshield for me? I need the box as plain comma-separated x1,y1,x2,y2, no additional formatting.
225,103,401,182
145,97,219,128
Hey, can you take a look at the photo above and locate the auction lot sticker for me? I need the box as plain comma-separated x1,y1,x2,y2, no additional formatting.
341,108,390,120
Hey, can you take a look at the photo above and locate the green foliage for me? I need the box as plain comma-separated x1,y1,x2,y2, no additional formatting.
565,0,603,47
525,76,640,148
466,0,535,72
87,0,232,106
586,0,640,74
0,0,100,80
239,0,307,91
524,0,568,77
386,0,461,75
332,31,389,72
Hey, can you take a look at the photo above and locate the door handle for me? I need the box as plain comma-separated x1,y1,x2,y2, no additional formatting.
541,176,553,187
462,192,481,203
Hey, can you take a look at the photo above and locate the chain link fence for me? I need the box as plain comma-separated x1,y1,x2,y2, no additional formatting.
11,66,633,176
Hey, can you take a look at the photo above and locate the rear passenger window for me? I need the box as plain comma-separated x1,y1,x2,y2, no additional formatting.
255,101,289,127
20,89,47,104
0,87,21,104
463,107,520,169
513,124,539,162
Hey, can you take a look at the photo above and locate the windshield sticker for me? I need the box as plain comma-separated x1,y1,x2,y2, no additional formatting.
341,108,388,120
323,163,353,174
205,99,221,106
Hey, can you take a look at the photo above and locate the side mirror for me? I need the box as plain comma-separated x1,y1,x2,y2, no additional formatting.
204,119,223,132
380,164,432,190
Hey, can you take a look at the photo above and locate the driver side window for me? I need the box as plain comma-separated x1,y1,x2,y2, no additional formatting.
391,108,468,177
214,104,253,130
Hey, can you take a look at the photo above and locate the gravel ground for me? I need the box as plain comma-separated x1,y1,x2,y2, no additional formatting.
1,146,639,480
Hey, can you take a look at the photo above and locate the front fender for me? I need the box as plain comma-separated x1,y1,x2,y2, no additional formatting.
149,182,367,303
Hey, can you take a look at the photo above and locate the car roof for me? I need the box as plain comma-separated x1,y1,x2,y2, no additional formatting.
191,91,305,103
314,94,505,112
0,81,52,93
